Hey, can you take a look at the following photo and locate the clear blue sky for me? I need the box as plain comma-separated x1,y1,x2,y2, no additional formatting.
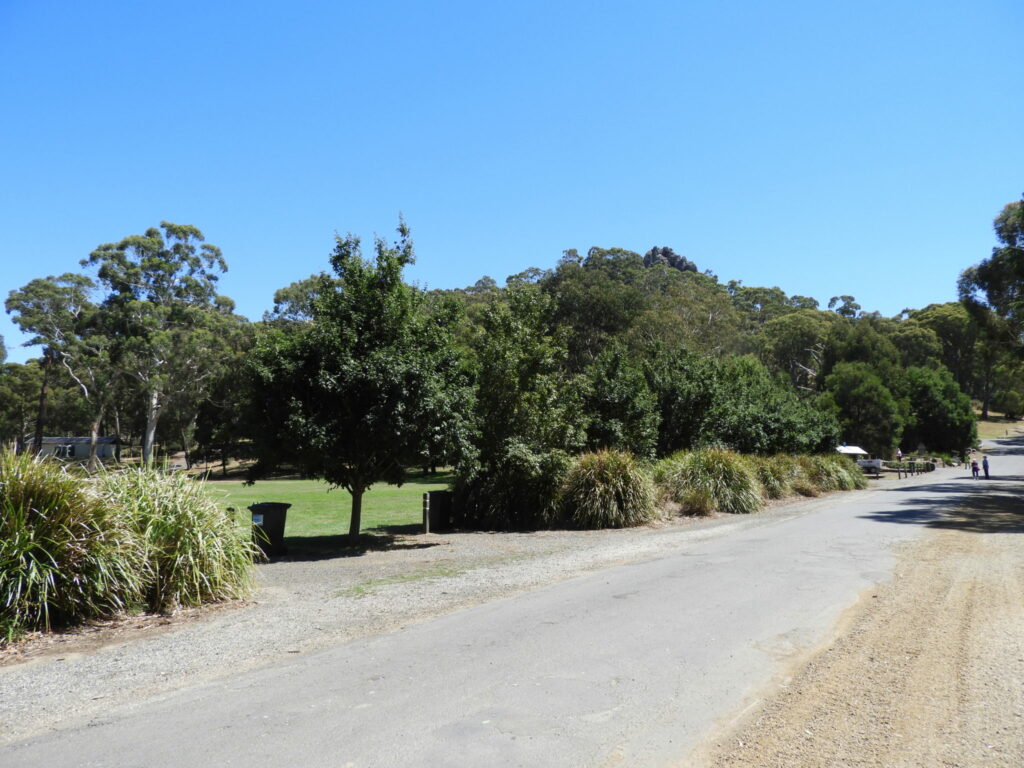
2,0,1022,363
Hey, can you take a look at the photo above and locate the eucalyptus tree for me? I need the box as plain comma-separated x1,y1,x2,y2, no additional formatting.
247,222,471,537
959,196,1024,346
5,273,113,459
757,308,838,392
0,362,42,450
82,222,231,464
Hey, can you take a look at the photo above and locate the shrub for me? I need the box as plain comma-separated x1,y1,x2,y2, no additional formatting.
655,448,763,515
453,442,572,530
99,468,258,613
0,450,145,634
559,451,657,529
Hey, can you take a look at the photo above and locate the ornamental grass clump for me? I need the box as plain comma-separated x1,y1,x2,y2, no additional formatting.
655,448,763,515
0,450,145,635
796,454,867,493
744,455,801,500
559,450,657,529
99,468,258,613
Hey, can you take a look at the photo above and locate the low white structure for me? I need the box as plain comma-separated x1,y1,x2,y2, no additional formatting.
836,445,869,456
38,436,119,460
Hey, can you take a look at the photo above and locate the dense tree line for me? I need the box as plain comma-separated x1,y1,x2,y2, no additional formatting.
5,197,1022,529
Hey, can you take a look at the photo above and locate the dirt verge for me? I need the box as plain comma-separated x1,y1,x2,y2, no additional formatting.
688,486,1024,768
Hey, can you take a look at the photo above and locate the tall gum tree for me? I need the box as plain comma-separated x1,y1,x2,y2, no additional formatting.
82,222,229,464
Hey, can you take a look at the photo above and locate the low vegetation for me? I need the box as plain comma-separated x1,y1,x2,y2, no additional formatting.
1,450,257,642
0,450,144,638
559,450,657,529
655,448,763,516
99,468,257,613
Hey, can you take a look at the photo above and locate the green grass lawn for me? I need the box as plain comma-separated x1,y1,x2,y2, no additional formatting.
206,472,453,539
975,412,1024,441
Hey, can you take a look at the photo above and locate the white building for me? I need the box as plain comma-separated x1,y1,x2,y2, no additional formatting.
37,436,120,460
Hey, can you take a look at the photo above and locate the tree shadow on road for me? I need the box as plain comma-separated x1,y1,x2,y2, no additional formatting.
861,481,1024,534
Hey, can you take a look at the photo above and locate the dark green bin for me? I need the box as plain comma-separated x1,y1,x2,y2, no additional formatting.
249,502,291,557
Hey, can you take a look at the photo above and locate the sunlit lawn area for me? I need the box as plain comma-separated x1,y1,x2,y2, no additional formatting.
205,472,453,539
975,412,1024,441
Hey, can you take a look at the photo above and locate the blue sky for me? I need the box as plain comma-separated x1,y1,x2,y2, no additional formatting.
2,0,1022,363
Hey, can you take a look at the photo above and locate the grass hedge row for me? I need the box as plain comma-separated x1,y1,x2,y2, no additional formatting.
1,450,257,641
458,447,869,531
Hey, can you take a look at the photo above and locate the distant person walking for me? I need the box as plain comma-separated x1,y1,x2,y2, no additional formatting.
982,455,990,479
896,448,903,461
971,458,980,478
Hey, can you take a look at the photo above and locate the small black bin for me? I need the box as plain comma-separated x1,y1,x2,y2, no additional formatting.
249,502,291,557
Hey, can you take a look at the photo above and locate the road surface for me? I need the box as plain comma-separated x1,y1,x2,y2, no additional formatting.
2,443,1020,767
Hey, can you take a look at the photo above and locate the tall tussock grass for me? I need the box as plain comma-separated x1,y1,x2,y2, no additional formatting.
796,455,867,492
559,451,657,529
1,449,258,641
744,455,801,499
655,448,763,515
0,451,145,634
99,468,259,613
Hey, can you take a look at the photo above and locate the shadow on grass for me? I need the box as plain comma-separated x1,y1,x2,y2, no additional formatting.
273,531,442,562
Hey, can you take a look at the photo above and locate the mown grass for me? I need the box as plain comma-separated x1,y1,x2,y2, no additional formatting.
975,412,1024,441
205,472,454,538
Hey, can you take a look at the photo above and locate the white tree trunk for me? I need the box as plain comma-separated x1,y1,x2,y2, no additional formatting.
142,389,161,465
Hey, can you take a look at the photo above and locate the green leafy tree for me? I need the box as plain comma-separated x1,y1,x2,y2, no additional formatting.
5,274,101,455
0,362,42,450
910,303,978,393
959,197,1024,345
828,295,862,318
642,345,719,456
543,248,648,372
887,320,944,369
758,309,837,392
821,362,903,457
456,283,585,529
901,366,976,454
247,222,471,537
582,342,658,458
703,357,839,454
82,222,231,463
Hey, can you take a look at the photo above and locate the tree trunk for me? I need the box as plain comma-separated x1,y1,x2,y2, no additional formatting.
87,403,106,471
142,389,161,465
221,442,228,477
348,488,363,538
181,427,191,469
31,350,52,454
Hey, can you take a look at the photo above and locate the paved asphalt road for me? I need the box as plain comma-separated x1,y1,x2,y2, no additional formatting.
3,445,1018,768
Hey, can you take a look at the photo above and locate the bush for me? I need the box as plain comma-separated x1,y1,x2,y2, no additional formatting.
655,448,763,515
559,451,657,529
453,442,571,530
99,468,258,613
0,451,145,633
